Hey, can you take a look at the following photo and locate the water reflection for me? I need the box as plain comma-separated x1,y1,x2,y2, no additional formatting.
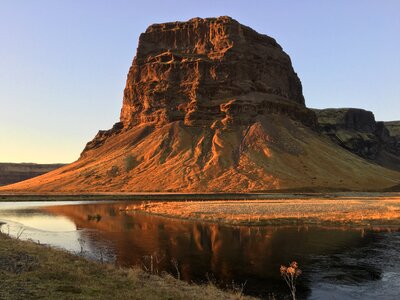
0,214,82,253
1,201,400,299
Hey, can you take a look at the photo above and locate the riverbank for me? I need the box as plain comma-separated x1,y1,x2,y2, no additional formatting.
1,191,399,202
0,233,254,300
123,197,400,226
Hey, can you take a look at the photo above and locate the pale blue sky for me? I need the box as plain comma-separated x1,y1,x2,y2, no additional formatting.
1,1,399,163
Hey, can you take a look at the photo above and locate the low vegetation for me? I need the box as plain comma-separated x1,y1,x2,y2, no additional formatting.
108,166,119,177
0,233,255,300
125,155,136,172
123,196,400,226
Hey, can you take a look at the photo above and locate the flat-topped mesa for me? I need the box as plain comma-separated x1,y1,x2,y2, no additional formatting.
120,16,315,129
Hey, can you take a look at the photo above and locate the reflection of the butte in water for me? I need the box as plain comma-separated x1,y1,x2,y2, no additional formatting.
41,202,399,298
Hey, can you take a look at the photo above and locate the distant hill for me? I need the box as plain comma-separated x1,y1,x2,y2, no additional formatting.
0,163,65,186
313,109,400,172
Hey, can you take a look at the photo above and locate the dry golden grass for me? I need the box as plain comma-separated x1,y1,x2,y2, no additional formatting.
124,196,400,226
0,233,255,300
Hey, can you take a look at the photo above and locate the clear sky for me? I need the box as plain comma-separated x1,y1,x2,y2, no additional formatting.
1,0,399,163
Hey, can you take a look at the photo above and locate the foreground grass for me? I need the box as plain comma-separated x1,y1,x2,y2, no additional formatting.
124,197,400,226
0,233,255,300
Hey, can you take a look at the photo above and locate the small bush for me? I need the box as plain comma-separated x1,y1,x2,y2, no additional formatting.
108,166,119,177
125,155,136,172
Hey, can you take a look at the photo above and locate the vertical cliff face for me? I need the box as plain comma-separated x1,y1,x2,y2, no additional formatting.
120,16,311,129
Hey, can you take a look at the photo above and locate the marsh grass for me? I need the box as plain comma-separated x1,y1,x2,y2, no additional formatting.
226,280,247,298
123,198,400,226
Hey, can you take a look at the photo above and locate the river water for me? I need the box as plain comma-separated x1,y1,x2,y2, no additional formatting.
0,201,399,299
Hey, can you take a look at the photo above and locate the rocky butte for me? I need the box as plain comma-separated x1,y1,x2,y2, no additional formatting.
1,16,399,192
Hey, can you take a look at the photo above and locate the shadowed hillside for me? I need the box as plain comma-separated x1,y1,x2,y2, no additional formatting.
314,109,400,172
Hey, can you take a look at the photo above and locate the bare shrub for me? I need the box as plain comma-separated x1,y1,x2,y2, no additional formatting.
171,258,180,280
142,252,165,275
280,261,302,300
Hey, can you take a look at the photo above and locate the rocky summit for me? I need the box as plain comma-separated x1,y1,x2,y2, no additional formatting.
120,16,313,128
1,16,399,193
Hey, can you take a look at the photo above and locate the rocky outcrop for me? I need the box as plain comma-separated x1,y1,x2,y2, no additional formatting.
314,108,400,171
119,16,316,130
0,163,65,186
82,122,123,155
313,108,380,159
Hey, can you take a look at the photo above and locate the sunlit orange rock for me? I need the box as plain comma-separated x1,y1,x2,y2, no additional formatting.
119,16,313,129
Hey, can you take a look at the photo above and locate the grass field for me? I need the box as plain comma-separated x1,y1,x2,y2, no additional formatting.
124,196,400,226
0,232,254,300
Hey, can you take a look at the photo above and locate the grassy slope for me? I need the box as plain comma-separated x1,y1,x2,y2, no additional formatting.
0,233,253,300
1,116,399,193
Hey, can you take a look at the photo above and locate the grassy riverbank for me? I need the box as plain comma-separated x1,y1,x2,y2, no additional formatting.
124,196,400,226
0,233,254,300
1,192,399,202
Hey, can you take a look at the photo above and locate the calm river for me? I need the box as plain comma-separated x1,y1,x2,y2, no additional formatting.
1,201,399,299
